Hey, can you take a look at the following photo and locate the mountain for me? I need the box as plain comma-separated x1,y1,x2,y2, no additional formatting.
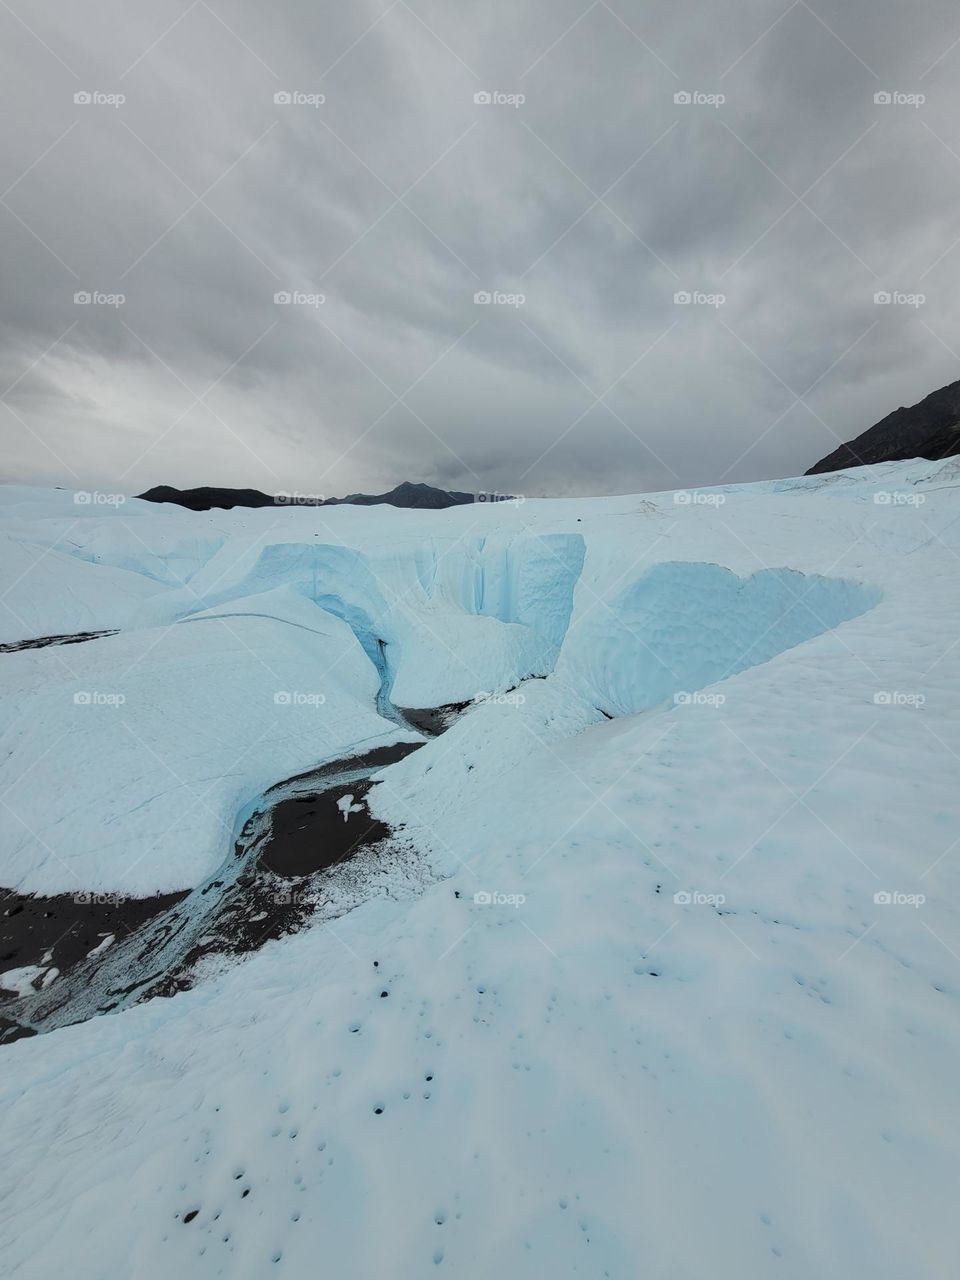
136,485,275,511
136,481,477,512
807,377,960,474
323,481,475,509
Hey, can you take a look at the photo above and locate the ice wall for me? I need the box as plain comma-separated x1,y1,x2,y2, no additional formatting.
182,533,586,706
558,561,881,717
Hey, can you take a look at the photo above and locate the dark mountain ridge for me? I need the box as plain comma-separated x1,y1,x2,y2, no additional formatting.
137,481,480,512
807,377,960,475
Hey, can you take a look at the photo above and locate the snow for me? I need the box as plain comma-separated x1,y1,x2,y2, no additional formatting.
557,560,880,717
0,963,59,996
0,532,159,644
0,604,403,894
0,966,46,998
337,794,364,821
1,460,959,1277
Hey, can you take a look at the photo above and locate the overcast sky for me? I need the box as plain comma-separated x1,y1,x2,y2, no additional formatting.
1,0,959,499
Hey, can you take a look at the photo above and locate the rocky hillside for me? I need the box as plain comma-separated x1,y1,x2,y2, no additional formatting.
807,378,960,474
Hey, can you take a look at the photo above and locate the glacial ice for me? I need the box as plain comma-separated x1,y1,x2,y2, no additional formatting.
0,461,958,1279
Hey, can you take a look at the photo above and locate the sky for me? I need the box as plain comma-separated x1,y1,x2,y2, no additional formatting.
1,0,959,500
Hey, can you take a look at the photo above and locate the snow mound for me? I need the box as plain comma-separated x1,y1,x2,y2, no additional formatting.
0,610,395,894
54,522,227,586
0,532,160,643
559,561,880,717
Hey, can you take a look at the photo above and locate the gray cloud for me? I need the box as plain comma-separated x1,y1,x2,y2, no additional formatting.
1,0,959,497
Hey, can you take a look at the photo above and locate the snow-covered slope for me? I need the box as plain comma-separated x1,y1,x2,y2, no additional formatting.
1,461,958,1278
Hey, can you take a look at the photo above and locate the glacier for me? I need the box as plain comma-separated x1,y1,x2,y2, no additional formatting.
0,459,958,1278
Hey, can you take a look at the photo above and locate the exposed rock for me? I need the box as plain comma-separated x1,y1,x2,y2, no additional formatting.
807,378,960,474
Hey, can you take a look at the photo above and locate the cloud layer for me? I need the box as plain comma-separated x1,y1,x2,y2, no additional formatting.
2,0,959,497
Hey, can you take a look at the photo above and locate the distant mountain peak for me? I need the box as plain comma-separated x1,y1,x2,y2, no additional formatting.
807,377,960,475
136,485,275,511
